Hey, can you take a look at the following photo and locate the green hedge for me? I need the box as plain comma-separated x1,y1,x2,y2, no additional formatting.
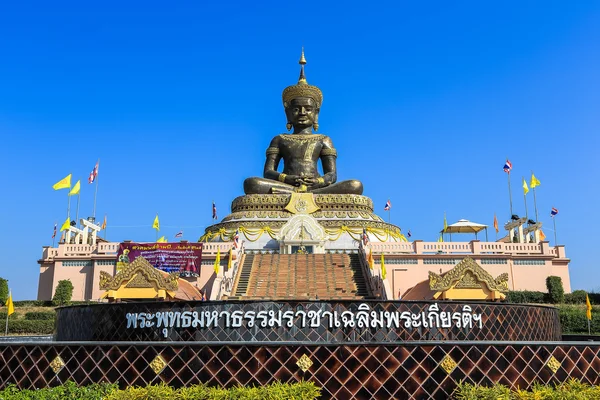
6,319,54,334
12,300,99,307
507,290,600,305
0,381,321,400
559,304,599,334
12,300,54,307
506,290,548,304
24,311,55,320
454,379,600,399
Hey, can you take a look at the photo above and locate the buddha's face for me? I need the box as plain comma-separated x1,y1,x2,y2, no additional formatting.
286,97,319,129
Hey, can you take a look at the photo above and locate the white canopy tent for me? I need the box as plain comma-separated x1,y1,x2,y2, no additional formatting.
441,219,489,241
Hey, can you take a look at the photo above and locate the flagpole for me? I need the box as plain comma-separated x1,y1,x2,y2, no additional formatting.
4,290,9,335
553,216,558,246
523,177,528,221
93,159,100,220
52,222,56,247
532,188,539,222
507,171,513,216
75,191,81,228
67,191,71,221
531,170,539,222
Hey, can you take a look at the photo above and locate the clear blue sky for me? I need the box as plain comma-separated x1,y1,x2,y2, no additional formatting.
0,1,599,300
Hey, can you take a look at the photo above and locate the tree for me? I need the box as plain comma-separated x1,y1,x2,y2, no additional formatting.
52,280,74,306
0,278,7,306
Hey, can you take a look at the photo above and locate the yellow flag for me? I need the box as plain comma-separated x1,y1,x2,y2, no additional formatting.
522,178,529,195
152,215,160,231
6,290,14,316
227,248,233,271
586,294,593,321
380,254,387,279
443,213,448,232
438,234,443,242
368,249,374,270
539,229,546,241
60,217,70,232
52,174,72,190
156,236,167,243
214,249,221,275
530,173,541,188
101,215,107,230
68,180,81,196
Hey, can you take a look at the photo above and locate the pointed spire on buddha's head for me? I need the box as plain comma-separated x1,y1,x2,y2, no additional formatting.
282,48,323,108
298,47,307,84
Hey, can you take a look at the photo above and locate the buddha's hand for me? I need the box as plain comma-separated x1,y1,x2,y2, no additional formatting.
282,175,304,187
300,177,327,189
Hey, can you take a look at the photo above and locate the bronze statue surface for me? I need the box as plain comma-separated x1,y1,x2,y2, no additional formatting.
244,50,363,195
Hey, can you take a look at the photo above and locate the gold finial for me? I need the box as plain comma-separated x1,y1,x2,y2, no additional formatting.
299,47,307,65
298,48,307,84
282,48,323,107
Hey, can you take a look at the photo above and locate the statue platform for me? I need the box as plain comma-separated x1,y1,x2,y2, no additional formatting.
200,194,406,251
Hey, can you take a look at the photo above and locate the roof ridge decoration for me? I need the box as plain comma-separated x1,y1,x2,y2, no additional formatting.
99,256,179,292
428,257,509,293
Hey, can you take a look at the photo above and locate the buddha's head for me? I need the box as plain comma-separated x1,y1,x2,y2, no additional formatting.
285,97,319,131
282,49,323,132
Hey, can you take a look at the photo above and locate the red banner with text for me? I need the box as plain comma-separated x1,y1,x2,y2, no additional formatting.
116,242,203,277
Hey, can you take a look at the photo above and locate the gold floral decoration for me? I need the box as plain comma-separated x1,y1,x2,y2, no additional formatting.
99,257,178,291
50,356,65,374
546,355,561,374
149,355,167,374
440,355,457,374
296,354,313,372
429,258,509,293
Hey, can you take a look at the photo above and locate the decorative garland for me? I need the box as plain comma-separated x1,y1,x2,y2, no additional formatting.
199,225,407,243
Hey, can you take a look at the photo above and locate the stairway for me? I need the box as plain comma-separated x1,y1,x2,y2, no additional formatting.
234,253,371,300
232,254,254,298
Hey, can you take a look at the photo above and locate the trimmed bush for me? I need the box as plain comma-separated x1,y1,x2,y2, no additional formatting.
24,311,55,320
13,300,53,307
558,304,599,334
0,381,118,400
564,289,588,304
52,279,74,306
546,276,565,304
7,319,54,334
454,379,600,399
0,278,8,306
505,290,547,304
0,381,321,400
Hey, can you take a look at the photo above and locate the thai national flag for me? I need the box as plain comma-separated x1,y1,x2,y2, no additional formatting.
175,231,183,238
551,207,559,217
212,202,218,220
384,200,391,211
52,223,57,239
362,228,369,246
233,229,240,248
88,162,99,183
503,159,512,174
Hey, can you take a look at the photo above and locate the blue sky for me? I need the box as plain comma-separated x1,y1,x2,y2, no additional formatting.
0,1,599,299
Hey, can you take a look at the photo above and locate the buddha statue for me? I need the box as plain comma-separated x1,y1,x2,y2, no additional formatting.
243,50,363,195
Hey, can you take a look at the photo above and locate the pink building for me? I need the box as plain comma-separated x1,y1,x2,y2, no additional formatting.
38,237,570,301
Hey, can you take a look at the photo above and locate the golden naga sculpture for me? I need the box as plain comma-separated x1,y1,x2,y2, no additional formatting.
244,49,363,195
